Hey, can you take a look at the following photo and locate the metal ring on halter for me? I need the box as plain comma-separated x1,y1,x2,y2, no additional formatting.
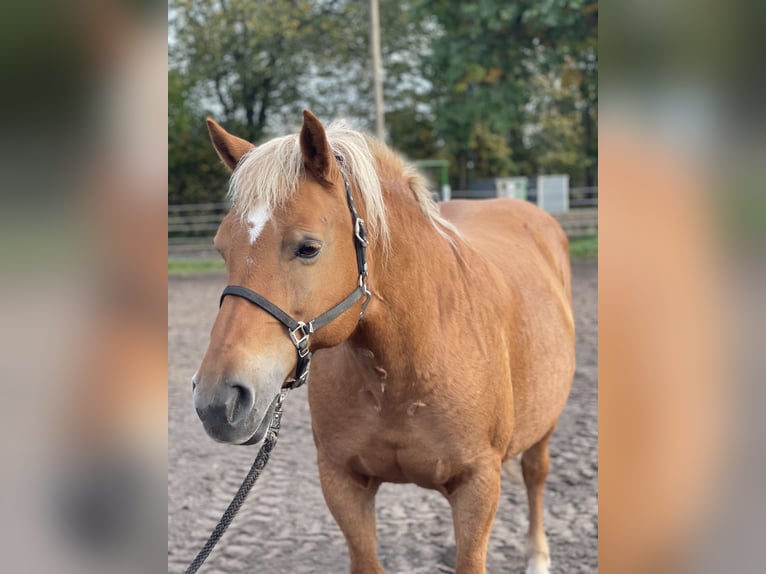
359,288,372,321
289,321,312,349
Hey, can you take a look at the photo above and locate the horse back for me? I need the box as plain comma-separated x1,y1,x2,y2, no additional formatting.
440,198,571,300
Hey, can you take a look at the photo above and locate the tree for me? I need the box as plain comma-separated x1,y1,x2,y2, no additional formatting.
169,0,375,203
168,68,229,204
170,0,375,142
168,0,444,203
168,0,598,203
418,0,597,189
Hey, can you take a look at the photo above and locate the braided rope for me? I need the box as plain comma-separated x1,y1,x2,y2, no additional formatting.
184,391,287,574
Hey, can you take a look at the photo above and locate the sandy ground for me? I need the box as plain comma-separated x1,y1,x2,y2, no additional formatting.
168,261,597,573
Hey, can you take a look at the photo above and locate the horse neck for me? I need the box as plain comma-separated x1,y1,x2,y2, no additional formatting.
350,183,488,387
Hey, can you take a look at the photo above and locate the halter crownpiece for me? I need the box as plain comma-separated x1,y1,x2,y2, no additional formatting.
219,171,371,389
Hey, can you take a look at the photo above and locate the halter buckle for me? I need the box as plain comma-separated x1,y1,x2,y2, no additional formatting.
354,218,369,247
289,321,313,353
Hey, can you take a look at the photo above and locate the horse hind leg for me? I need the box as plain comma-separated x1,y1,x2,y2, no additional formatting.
522,432,553,574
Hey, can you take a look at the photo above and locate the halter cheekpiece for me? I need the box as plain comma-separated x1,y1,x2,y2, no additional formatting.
219,171,371,389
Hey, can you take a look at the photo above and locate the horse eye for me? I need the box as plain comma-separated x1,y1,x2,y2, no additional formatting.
296,242,321,259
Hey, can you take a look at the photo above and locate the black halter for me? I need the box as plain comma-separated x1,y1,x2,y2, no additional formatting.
219,172,371,390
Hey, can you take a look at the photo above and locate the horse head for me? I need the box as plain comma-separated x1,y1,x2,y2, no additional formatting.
192,111,367,445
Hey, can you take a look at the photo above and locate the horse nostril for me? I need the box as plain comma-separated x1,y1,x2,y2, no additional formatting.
191,377,197,392
225,382,254,425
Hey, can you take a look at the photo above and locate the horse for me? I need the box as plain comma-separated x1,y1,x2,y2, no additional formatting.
192,110,575,574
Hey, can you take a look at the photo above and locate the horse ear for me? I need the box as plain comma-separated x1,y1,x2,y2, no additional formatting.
300,109,338,184
206,119,254,171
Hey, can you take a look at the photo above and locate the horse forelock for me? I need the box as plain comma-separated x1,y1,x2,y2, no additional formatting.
227,121,459,252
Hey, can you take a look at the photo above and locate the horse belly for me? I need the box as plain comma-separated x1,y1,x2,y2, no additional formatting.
506,334,575,456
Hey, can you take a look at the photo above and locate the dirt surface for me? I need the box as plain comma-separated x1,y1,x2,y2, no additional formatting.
168,261,597,573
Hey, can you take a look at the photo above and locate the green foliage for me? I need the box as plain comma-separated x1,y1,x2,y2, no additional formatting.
469,123,517,178
386,108,440,160
568,235,598,259
525,52,595,180
168,68,229,204
168,0,598,204
419,0,598,188
169,0,365,204
171,0,363,140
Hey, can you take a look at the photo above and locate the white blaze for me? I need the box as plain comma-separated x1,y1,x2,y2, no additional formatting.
246,203,271,245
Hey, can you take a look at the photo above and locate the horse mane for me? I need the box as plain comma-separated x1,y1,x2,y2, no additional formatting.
228,120,460,252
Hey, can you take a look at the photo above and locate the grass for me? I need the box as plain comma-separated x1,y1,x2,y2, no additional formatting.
168,258,226,275
568,235,598,260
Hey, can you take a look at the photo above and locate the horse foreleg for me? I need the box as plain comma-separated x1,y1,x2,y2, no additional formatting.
447,457,502,574
317,453,383,574
522,433,553,574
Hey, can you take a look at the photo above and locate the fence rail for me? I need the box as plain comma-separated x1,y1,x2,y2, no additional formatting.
555,208,598,237
169,188,597,257
168,202,229,213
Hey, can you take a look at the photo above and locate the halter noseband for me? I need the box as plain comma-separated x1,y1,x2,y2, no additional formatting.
219,172,371,390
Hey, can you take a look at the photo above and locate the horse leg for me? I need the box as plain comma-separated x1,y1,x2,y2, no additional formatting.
522,432,553,574
447,457,502,574
317,453,383,574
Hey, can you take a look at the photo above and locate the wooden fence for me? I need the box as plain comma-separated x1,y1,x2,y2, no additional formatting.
169,188,597,257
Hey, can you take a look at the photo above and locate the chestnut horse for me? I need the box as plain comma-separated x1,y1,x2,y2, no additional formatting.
192,110,575,574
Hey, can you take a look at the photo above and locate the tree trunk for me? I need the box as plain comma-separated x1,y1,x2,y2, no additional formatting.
244,92,256,142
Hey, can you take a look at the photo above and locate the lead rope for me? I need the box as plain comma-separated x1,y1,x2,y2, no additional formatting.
184,389,288,574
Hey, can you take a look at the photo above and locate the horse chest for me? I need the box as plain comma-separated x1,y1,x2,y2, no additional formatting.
310,349,503,489
345,431,457,489
316,393,465,489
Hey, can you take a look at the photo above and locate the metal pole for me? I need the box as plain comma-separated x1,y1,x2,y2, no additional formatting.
370,0,385,140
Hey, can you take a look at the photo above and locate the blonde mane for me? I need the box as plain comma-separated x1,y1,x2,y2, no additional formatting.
227,121,459,251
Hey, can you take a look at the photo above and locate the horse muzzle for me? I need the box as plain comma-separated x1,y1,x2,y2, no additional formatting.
192,375,279,445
